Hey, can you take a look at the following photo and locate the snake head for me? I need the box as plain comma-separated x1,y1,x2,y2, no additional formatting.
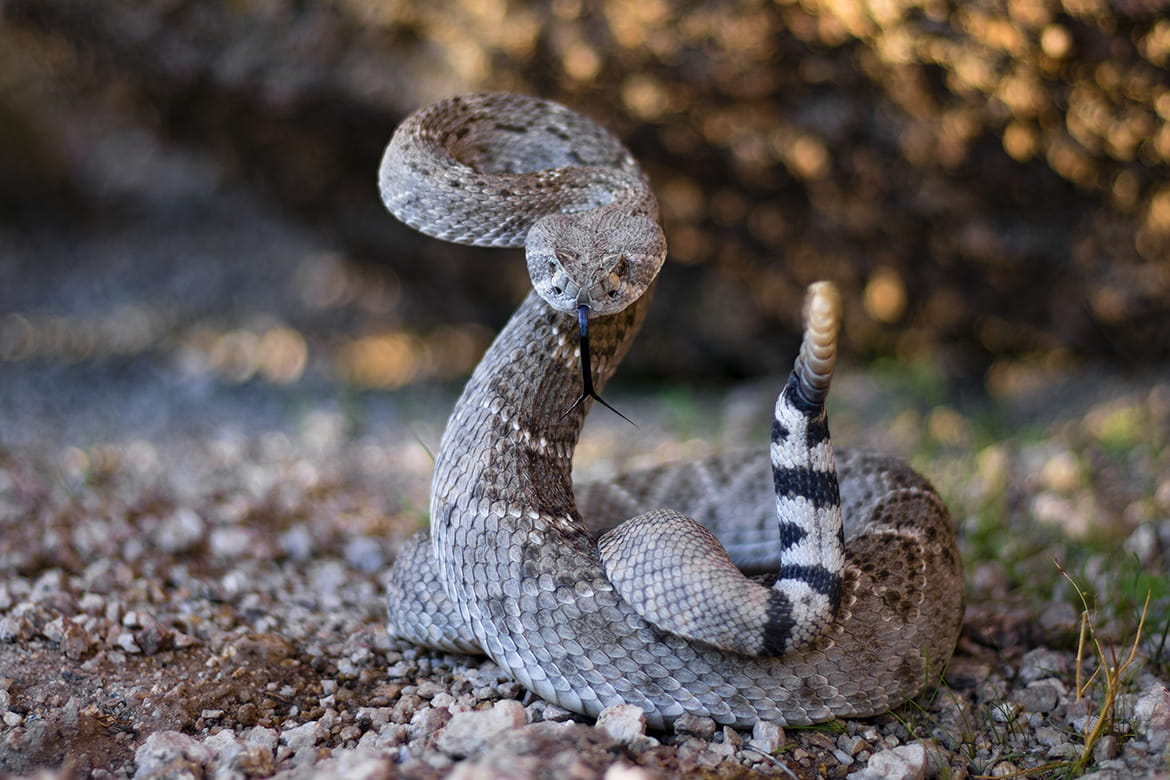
526,208,666,317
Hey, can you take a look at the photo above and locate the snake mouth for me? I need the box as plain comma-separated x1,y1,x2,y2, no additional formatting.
561,304,636,426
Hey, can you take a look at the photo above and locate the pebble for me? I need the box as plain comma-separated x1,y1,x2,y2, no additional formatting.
414,680,447,699
116,632,142,653
430,691,458,710
436,700,527,757
603,765,656,780
41,615,66,644
673,713,717,739
247,726,279,753
344,536,386,572
1034,726,1067,746
1093,734,1119,761
210,526,254,558
1013,679,1063,713
528,700,574,722
1017,647,1070,683
279,719,326,764
78,592,106,614
675,736,713,765
990,701,1020,723
409,705,452,743
1123,523,1159,564
0,612,34,642
749,719,785,754
152,507,205,553
839,734,867,756
133,730,211,780
993,759,1022,776
1037,600,1081,637
707,726,740,759
847,742,927,780
135,618,167,655
31,570,66,605
391,694,424,724
832,748,856,766
1133,684,1170,752
279,524,314,560
595,703,646,744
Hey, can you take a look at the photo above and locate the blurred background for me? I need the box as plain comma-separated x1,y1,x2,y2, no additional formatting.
2,0,1169,440
3,6,1170,773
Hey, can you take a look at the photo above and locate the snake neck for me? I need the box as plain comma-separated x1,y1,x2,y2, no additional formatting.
430,287,653,548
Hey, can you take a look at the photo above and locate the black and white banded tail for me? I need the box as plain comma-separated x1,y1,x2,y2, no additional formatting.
765,281,844,653
599,282,845,657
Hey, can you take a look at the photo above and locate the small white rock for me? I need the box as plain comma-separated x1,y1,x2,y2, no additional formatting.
673,713,717,739
153,507,205,554
279,524,314,561
132,730,212,780
749,719,786,754
344,536,386,572
246,725,279,752
848,742,927,780
833,748,856,766
116,632,142,653
78,592,106,614
436,699,526,757
595,703,646,744
532,701,574,722
1134,684,1170,752
281,719,325,763
210,527,253,558
1018,647,1070,684
603,764,655,780
0,613,33,643
41,616,66,643
990,700,1019,723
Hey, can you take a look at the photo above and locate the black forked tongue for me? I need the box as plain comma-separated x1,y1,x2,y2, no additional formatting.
561,304,636,426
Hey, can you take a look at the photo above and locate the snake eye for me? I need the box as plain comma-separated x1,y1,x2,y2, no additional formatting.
551,286,563,295
607,290,620,299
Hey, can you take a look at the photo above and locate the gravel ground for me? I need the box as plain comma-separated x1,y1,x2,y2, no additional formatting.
3,361,1170,780
3,129,1170,780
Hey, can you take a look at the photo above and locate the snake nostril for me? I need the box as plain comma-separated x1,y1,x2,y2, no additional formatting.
551,286,563,295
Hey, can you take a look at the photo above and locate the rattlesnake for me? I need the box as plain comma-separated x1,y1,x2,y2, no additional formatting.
379,93,964,729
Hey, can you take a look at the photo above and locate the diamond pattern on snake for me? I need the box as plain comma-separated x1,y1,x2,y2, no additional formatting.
379,93,964,729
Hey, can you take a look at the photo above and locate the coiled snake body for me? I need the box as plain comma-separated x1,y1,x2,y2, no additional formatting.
380,94,963,729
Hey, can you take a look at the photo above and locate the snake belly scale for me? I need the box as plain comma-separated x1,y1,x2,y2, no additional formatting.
379,93,964,729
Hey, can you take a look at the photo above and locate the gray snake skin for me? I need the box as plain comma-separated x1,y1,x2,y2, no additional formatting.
379,93,964,729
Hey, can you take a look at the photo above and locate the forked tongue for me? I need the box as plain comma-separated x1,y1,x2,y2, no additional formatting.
561,305,636,426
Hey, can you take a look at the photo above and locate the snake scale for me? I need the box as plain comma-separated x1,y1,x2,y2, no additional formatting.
379,93,964,729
